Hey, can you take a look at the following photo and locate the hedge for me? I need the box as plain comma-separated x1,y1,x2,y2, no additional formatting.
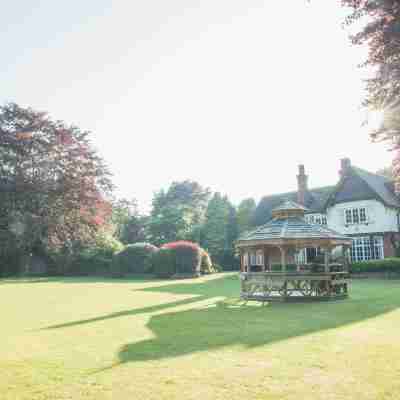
153,241,202,278
112,243,158,276
349,258,400,274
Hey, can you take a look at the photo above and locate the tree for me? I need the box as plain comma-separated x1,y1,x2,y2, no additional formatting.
111,198,148,244
236,198,256,234
148,181,210,245
342,0,400,190
0,103,113,274
201,193,239,269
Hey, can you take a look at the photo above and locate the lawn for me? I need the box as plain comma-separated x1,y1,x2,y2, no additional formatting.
1,273,400,400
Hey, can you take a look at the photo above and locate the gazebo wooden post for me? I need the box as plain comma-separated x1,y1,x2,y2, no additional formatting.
342,244,350,272
279,246,287,273
324,246,332,273
262,246,266,272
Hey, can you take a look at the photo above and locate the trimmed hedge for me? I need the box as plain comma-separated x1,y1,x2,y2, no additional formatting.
153,241,202,278
349,258,400,273
112,243,158,276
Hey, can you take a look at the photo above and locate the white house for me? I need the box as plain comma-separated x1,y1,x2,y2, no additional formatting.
254,159,400,262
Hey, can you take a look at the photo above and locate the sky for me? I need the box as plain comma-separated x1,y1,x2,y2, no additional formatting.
1,0,392,212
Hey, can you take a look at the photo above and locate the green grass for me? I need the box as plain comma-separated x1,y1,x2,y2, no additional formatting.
1,273,400,400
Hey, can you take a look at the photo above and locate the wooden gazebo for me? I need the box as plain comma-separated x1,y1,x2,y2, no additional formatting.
235,200,353,301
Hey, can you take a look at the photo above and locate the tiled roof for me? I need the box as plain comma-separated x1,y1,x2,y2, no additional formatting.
253,166,400,227
238,216,350,243
252,186,334,225
352,167,400,208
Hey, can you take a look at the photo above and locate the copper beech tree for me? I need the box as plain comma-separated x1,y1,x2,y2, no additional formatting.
342,0,400,190
0,103,113,273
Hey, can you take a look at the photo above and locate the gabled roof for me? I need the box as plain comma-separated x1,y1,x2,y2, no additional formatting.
352,167,400,208
325,166,400,209
253,164,400,227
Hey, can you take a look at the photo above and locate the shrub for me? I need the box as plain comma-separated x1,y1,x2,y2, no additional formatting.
68,234,124,276
152,248,176,278
112,242,158,276
153,241,202,278
349,258,400,274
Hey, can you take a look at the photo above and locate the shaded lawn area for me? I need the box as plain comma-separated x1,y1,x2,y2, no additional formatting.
1,274,400,400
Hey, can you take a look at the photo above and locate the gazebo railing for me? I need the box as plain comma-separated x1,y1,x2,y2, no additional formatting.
240,269,348,301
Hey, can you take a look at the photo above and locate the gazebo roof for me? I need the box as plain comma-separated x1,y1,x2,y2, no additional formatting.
236,200,351,247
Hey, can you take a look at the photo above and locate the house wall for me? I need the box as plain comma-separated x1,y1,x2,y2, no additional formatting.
327,199,399,235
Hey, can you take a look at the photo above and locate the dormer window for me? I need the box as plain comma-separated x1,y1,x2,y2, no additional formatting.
344,207,367,225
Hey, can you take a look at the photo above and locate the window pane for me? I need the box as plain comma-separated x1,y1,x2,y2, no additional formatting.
360,208,366,223
345,209,352,224
322,216,327,225
353,209,359,224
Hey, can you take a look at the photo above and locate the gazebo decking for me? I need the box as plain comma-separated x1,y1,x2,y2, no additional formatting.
235,201,352,301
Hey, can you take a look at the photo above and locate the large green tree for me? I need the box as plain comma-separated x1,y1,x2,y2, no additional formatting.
148,181,210,245
236,198,256,234
201,193,239,269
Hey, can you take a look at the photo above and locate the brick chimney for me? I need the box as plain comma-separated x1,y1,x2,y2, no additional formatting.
339,158,351,178
297,164,308,205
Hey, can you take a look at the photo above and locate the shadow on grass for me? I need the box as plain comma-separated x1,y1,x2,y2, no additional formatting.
37,274,400,369
114,278,400,367
41,275,235,330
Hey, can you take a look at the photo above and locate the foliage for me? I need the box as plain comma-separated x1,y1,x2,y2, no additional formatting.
148,181,210,245
112,242,158,276
54,232,123,276
111,198,149,244
342,0,400,190
201,193,239,269
236,198,256,234
153,241,202,278
349,257,400,273
0,103,113,276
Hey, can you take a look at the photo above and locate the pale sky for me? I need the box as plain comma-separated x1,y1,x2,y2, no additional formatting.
1,0,392,212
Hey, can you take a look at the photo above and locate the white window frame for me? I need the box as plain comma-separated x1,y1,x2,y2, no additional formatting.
344,207,368,225
350,236,383,262
306,214,327,225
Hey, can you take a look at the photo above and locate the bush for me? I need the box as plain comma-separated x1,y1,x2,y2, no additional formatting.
152,248,176,278
153,241,202,278
112,242,158,276
349,258,400,274
68,234,124,276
